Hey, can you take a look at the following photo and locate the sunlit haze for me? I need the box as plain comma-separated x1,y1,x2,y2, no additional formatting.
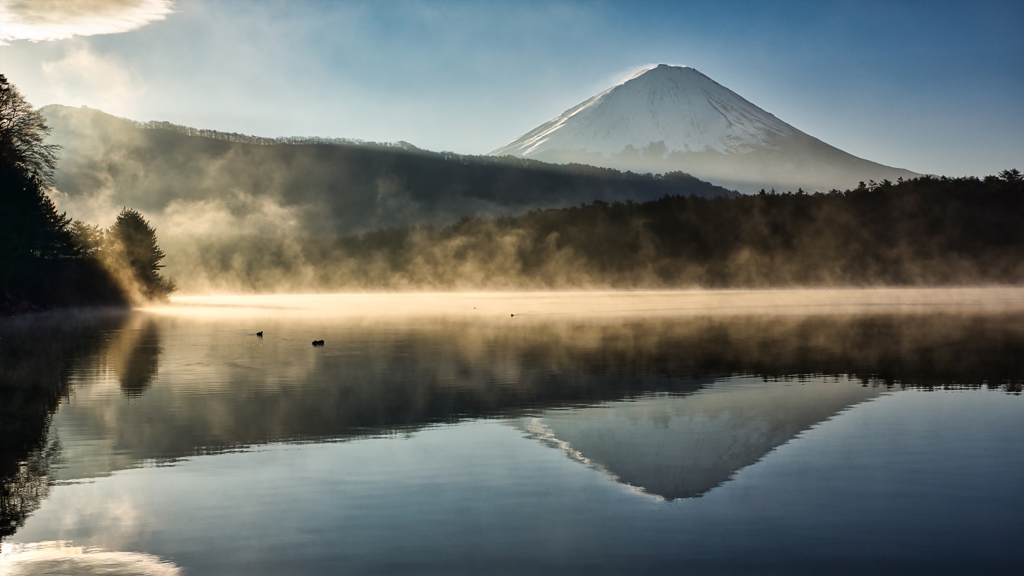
149,288,1024,321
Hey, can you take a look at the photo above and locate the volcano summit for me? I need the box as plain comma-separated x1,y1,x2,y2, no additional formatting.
491,65,918,193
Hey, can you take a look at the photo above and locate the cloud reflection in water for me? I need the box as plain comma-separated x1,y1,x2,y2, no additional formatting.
0,540,181,576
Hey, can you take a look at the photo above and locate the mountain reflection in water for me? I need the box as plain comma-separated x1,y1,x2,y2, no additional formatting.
518,379,882,500
1,291,1023,570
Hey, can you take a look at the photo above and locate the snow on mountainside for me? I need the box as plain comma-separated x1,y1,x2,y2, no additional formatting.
494,65,796,156
491,65,918,193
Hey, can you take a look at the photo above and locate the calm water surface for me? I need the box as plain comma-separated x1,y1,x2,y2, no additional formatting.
1,290,1022,575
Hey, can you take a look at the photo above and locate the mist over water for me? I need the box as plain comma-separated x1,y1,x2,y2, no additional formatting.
155,287,1024,319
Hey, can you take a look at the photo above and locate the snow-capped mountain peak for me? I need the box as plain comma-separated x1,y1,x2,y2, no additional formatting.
492,64,798,158
490,64,917,193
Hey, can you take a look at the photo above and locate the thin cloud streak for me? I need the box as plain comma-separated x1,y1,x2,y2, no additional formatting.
0,0,174,43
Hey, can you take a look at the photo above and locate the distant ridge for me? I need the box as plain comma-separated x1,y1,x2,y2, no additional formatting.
40,104,736,237
128,114,419,150
45,104,739,181
491,65,919,193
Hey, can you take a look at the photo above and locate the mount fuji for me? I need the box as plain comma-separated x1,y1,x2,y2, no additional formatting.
490,65,918,193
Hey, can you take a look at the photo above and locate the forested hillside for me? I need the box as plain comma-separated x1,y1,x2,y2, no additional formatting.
42,105,736,238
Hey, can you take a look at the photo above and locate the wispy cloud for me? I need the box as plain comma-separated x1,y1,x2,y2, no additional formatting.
0,0,174,43
41,44,144,109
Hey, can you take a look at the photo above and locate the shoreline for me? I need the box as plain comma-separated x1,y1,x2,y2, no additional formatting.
146,286,1024,321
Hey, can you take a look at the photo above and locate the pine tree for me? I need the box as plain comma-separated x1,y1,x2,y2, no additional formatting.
108,208,176,301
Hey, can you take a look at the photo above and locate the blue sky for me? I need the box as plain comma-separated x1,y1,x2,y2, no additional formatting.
1,0,1021,176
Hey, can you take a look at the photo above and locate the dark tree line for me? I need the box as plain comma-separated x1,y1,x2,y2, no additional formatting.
275,171,1022,289
0,75,173,313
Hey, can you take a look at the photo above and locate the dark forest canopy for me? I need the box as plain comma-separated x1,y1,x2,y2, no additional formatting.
180,172,1024,291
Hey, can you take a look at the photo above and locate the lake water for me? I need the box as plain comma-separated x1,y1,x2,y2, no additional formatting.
1,289,1022,575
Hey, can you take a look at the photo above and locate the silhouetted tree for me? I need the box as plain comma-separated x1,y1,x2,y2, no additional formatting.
0,74,84,302
0,74,59,184
108,208,176,301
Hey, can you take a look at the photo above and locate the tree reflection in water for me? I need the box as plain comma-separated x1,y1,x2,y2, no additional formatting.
0,311,129,538
1,307,1022,539
108,317,163,398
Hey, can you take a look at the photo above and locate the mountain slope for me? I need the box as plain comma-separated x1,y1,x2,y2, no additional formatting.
42,104,735,238
491,65,918,193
